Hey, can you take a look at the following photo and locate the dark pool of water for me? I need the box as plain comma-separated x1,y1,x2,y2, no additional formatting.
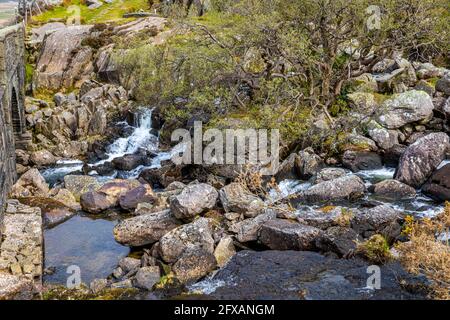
44,214,129,285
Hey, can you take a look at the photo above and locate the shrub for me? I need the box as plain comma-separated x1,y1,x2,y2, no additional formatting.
356,234,392,264
396,203,450,300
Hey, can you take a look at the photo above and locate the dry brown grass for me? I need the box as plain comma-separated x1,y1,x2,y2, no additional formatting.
396,203,450,300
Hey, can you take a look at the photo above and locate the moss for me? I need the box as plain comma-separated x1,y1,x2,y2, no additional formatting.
357,234,392,264
42,285,138,300
25,63,34,87
32,0,150,25
426,77,440,88
319,206,336,213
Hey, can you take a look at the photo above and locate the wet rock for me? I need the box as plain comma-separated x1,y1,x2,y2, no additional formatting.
315,226,362,257
172,249,217,284
206,250,428,300
18,197,75,228
135,266,161,290
229,210,277,242
113,210,181,247
344,134,379,152
351,205,402,240
258,219,322,251
314,167,348,184
219,183,265,218
139,162,183,188
112,154,145,171
297,175,366,204
422,164,450,202
371,179,416,200
111,279,133,289
9,169,49,198
342,151,382,172
395,133,449,188
377,90,434,129
295,148,324,180
170,183,218,221
214,236,236,268
64,175,102,201
80,191,114,214
275,153,298,181
119,184,156,211
159,217,214,264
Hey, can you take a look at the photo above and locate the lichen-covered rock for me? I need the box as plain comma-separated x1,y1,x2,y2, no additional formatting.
219,183,265,218
170,183,218,221
351,205,402,239
297,175,366,204
295,148,324,180
29,150,58,167
113,210,181,247
313,167,348,184
214,236,235,268
377,90,434,129
436,73,450,95
394,133,449,188
64,175,101,201
9,169,49,198
0,273,34,300
119,184,156,211
18,197,75,228
315,226,362,257
371,179,416,200
134,266,161,290
158,217,215,264
172,249,217,284
97,179,141,206
367,120,399,150
258,219,322,251
229,211,277,243
80,191,114,214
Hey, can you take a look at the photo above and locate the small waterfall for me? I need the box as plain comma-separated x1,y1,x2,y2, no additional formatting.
98,108,158,164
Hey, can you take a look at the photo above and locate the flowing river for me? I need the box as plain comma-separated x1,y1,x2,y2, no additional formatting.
39,107,446,287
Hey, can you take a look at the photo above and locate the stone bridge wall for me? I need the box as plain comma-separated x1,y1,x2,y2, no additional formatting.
0,23,26,238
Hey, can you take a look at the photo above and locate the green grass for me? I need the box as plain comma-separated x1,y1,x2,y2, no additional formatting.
31,0,150,25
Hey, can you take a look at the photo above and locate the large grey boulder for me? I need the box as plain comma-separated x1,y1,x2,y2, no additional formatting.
351,205,402,239
314,167,348,184
113,210,181,247
170,183,218,221
297,175,366,203
258,219,322,251
394,133,449,188
219,183,265,218
367,120,399,150
34,25,94,90
371,179,416,200
378,90,434,129
158,217,215,264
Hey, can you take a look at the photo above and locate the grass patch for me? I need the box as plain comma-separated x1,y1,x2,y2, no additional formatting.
356,234,392,264
31,0,150,25
396,204,450,300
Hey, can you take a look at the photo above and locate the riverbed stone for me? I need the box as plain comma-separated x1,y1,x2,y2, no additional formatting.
295,148,324,180
89,278,108,294
394,133,449,188
135,266,161,290
313,167,348,184
97,179,141,206
342,151,382,172
170,183,218,221
229,210,276,243
315,226,362,257
422,164,450,202
112,154,145,171
29,150,58,167
64,175,102,201
258,219,322,251
113,210,181,247
351,205,402,240
219,183,265,218
371,179,416,200
297,175,366,204
214,236,236,268
51,188,81,211
172,249,217,284
17,197,76,228
119,184,156,211
158,217,215,264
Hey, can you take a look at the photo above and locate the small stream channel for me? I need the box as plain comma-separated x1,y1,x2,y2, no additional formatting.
38,107,447,288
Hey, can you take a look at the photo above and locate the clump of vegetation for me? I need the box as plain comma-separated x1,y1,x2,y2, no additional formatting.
41,285,138,300
336,208,355,227
396,204,450,300
356,234,392,264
